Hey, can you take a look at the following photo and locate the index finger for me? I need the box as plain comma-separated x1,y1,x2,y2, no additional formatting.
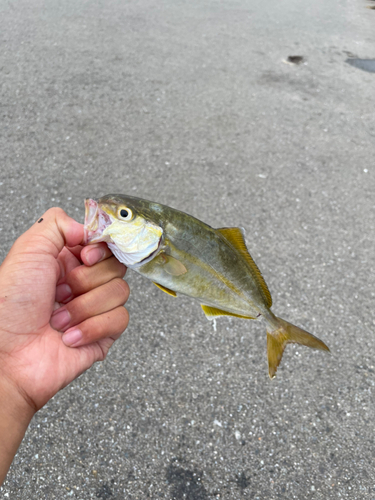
80,243,113,266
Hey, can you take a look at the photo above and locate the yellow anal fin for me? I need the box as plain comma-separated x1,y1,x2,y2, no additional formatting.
267,316,330,379
153,282,177,297
201,304,256,320
217,226,272,308
156,253,187,276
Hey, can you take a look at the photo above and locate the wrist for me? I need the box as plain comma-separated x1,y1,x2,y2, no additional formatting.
0,373,35,485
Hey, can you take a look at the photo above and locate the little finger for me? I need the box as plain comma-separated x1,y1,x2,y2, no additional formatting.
61,306,129,347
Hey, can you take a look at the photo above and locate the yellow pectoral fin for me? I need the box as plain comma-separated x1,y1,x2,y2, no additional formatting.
157,253,187,276
153,282,177,297
201,305,256,320
217,226,273,308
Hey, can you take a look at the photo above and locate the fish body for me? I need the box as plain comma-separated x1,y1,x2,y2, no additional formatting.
134,210,269,319
84,194,329,377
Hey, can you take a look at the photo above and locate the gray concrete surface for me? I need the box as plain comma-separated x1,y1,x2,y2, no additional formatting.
1,0,374,498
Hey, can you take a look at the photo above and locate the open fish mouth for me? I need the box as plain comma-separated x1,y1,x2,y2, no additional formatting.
84,198,112,244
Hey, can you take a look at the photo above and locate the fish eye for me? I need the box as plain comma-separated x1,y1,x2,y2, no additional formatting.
117,207,133,221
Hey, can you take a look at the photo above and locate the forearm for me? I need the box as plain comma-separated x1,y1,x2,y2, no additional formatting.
0,374,35,485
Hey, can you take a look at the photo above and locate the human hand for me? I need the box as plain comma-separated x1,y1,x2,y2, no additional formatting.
0,208,129,412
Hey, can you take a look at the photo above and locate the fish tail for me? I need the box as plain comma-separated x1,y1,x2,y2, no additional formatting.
266,316,330,379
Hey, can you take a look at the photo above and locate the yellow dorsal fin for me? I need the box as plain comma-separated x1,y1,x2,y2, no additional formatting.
217,227,272,308
153,282,177,297
201,304,256,320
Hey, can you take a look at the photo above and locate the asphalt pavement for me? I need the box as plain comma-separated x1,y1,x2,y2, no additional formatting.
1,0,375,498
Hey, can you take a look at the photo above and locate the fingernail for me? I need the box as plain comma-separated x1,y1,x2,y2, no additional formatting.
55,284,73,303
86,247,106,265
50,308,70,331
62,328,83,347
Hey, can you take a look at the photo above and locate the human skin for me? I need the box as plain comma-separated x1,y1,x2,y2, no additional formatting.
0,208,130,485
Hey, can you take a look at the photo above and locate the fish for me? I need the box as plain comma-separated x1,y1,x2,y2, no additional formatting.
84,194,330,378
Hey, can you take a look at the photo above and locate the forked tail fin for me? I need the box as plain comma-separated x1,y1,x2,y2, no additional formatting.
266,317,330,379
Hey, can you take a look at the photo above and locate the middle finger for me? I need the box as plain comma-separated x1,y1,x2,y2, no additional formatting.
56,256,126,303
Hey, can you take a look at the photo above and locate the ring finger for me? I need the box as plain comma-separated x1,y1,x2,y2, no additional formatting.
51,278,129,332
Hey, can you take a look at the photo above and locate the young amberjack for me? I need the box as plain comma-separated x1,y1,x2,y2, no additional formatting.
84,195,330,378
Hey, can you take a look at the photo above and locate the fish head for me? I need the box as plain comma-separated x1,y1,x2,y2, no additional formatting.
84,195,163,267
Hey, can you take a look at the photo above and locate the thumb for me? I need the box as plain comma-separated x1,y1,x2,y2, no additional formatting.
10,208,84,259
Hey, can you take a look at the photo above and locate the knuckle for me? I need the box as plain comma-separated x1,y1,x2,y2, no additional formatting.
46,207,66,218
106,256,121,271
110,278,130,301
69,265,90,293
113,259,127,277
111,307,129,336
104,256,126,277
119,306,129,327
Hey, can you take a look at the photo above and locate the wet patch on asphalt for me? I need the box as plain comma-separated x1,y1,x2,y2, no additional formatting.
346,58,375,73
166,464,208,499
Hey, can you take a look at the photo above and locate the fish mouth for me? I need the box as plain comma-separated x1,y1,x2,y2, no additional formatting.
84,198,112,244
